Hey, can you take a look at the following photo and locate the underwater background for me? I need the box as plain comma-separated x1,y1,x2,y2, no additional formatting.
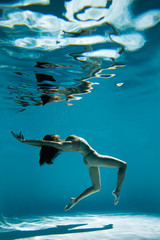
0,0,160,239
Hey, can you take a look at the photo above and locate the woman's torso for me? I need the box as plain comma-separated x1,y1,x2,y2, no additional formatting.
65,135,98,167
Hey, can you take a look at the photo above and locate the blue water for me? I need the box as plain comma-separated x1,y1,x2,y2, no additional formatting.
0,0,160,239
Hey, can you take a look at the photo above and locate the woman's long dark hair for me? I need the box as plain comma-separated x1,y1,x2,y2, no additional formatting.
39,134,60,166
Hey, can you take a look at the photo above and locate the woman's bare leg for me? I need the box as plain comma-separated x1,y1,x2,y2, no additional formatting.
65,167,101,211
112,164,127,204
97,156,127,205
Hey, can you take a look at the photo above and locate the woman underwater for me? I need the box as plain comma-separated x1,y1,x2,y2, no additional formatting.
11,131,127,211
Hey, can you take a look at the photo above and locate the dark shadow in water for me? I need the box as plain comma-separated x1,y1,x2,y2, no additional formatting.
0,223,113,240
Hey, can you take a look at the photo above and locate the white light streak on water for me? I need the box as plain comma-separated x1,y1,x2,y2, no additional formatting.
0,0,50,7
0,0,159,52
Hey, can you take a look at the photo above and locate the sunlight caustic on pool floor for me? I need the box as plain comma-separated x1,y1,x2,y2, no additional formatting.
0,213,160,240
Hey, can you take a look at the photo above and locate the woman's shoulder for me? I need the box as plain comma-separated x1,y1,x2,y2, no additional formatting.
65,135,78,141
65,135,85,142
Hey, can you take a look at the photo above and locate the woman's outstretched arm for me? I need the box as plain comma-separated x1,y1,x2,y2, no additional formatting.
11,131,44,147
11,131,73,150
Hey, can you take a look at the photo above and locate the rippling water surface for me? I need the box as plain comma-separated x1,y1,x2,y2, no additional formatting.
0,0,159,111
0,0,160,239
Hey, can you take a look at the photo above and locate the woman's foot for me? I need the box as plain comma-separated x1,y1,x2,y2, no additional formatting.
112,190,120,205
64,198,76,211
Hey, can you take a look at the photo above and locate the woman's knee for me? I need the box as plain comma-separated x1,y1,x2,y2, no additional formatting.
123,162,127,169
93,184,101,192
120,161,127,170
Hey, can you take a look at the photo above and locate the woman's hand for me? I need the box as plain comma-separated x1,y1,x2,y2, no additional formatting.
11,131,25,142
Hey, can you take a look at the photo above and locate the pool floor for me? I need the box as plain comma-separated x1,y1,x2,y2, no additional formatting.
0,213,160,240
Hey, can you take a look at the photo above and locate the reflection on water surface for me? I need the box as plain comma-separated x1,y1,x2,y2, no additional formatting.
0,0,159,111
